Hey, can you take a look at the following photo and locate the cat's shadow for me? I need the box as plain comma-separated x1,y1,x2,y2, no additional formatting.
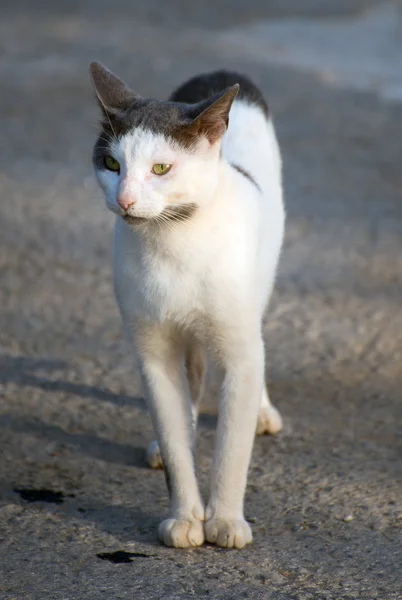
0,353,145,410
0,353,150,469
0,413,147,468
74,502,165,548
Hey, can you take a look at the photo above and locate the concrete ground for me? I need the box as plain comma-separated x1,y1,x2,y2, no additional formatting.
0,1,401,598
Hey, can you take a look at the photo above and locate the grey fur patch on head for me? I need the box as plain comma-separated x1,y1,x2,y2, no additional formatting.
90,62,239,166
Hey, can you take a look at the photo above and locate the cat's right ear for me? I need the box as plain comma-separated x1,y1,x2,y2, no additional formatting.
89,62,139,115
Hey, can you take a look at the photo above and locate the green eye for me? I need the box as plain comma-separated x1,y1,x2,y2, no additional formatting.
104,155,120,172
152,163,172,176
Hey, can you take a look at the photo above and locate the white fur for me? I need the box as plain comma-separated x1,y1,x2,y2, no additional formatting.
95,99,285,549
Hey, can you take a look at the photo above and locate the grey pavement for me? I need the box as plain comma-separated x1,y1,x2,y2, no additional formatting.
0,1,401,599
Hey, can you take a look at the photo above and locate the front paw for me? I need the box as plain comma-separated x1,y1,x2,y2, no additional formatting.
204,517,252,549
158,518,205,548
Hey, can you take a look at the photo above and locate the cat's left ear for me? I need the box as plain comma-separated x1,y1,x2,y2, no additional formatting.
187,84,239,145
89,61,139,115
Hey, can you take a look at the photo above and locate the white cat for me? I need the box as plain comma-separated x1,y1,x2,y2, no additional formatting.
90,62,285,549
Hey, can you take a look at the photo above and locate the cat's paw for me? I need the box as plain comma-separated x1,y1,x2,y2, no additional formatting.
256,403,283,435
204,517,252,549
146,440,164,469
158,518,205,548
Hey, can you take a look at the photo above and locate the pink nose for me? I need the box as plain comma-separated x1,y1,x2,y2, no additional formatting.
117,192,135,211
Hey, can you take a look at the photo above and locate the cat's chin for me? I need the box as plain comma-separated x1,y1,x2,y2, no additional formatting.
122,214,149,226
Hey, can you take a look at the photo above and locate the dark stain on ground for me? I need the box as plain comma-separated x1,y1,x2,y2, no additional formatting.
97,550,155,563
14,487,75,504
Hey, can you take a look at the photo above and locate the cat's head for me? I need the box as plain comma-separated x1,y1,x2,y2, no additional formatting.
90,62,238,225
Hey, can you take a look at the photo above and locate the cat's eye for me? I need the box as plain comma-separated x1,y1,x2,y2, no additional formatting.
104,155,120,172
152,163,172,176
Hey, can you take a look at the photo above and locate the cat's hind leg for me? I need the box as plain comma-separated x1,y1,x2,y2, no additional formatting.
185,343,206,431
146,343,206,469
256,385,283,435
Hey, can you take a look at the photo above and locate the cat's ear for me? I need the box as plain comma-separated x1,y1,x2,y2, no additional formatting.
187,84,239,145
89,62,139,115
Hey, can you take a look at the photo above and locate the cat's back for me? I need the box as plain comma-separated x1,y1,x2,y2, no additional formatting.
170,71,281,194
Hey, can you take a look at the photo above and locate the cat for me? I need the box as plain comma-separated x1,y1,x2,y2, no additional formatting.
90,62,285,549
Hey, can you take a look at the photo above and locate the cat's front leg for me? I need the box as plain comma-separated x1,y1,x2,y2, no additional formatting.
137,325,205,548
205,335,264,549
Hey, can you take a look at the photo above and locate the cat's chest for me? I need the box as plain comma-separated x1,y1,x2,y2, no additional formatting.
143,254,205,319
114,218,252,331
115,230,212,324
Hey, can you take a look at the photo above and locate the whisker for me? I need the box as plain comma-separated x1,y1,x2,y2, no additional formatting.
160,203,197,224
87,125,117,145
97,134,114,143
104,115,117,142
100,130,117,142
153,213,174,232
91,93,118,141
87,124,112,136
